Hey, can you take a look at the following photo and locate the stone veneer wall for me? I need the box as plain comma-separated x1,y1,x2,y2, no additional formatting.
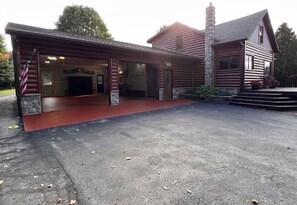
172,87,197,99
222,88,240,96
21,94,42,116
205,3,215,86
110,90,119,105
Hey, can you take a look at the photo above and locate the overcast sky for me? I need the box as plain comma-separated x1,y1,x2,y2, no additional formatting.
1,0,296,51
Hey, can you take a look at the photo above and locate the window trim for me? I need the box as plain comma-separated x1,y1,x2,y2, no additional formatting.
245,55,254,70
218,55,240,70
175,35,183,50
259,25,264,44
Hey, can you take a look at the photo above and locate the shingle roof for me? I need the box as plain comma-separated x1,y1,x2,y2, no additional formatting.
5,22,197,59
214,9,267,44
147,9,278,52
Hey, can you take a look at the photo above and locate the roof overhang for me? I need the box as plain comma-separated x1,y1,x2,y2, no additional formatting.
6,23,199,61
263,12,279,53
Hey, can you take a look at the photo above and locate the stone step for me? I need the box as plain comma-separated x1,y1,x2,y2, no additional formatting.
238,92,283,97
232,98,297,105
231,101,297,111
234,95,291,101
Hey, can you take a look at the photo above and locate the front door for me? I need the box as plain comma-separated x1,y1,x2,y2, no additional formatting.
163,69,172,100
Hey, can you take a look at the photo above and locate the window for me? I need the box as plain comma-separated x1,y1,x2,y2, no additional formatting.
176,35,183,50
264,61,271,75
219,55,240,69
245,55,254,69
259,25,264,44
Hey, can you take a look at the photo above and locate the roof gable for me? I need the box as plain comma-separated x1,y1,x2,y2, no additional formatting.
147,9,278,53
214,10,267,44
214,9,278,52
147,22,203,43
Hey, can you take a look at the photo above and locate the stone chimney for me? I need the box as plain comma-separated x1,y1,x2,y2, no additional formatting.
205,2,215,86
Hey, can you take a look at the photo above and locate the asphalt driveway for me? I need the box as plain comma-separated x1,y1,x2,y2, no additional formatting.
1,95,297,204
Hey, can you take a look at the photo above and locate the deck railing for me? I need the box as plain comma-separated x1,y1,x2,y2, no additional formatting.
276,77,297,87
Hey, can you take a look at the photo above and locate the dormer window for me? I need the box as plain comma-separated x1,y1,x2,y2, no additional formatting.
259,25,264,44
176,35,183,50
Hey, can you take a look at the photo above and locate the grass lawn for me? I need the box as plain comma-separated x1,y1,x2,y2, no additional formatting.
0,88,15,95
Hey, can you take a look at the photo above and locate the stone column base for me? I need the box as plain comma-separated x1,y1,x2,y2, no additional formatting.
21,94,42,116
159,88,164,101
110,90,119,105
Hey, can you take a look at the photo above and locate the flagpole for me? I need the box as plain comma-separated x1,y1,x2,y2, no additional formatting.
25,49,36,66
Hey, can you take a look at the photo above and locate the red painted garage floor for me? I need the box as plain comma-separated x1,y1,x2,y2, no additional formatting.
23,94,195,132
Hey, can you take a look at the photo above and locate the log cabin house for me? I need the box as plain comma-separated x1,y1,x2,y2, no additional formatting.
5,3,278,119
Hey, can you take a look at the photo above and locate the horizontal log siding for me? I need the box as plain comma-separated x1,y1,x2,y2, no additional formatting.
244,41,273,88
173,61,194,87
110,58,118,90
151,25,205,59
214,44,242,88
19,48,39,94
160,60,204,88
194,61,205,87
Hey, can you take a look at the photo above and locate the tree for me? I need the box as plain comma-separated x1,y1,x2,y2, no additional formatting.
0,57,14,89
0,34,7,53
0,34,14,89
55,5,113,39
274,23,297,78
157,25,167,33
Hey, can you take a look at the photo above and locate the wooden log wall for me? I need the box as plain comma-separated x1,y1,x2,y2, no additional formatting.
110,58,119,90
171,60,204,88
244,41,274,88
214,44,242,88
150,23,205,59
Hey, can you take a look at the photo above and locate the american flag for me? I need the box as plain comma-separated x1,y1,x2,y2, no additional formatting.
20,62,29,95
20,49,36,95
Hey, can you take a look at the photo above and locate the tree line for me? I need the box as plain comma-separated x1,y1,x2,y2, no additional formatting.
274,23,297,78
0,5,297,88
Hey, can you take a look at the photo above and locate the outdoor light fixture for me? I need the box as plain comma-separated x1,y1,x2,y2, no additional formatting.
58,56,65,60
45,61,50,64
47,56,57,60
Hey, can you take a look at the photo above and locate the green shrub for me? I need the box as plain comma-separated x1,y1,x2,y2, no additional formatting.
194,85,216,100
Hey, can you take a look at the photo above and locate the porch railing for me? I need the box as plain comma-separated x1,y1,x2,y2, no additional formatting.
276,77,297,87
